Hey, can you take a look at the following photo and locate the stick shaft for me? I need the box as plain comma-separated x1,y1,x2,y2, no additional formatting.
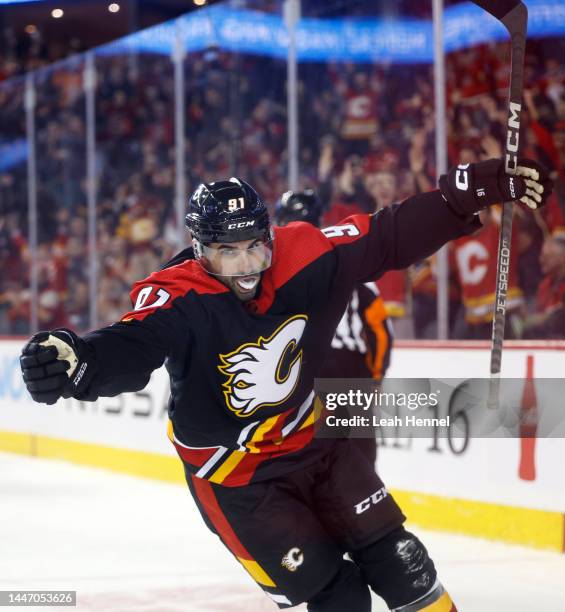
469,1,527,409
487,3,528,378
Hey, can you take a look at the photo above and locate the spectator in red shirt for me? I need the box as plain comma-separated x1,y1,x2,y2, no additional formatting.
537,235,565,313
523,235,565,338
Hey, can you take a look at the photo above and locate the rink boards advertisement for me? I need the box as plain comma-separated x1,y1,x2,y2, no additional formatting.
1,338,564,552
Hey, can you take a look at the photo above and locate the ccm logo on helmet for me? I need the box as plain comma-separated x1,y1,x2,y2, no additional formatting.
227,220,256,229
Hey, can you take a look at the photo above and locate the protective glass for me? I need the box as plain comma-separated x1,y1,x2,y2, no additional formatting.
195,240,274,277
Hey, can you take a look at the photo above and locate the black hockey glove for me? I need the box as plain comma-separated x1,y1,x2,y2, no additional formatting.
439,158,553,217
20,329,96,405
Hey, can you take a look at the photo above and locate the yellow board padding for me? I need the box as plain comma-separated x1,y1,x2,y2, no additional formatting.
391,488,565,553
0,430,184,484
0,430,35,456
0,430,563,553
238,557,276,587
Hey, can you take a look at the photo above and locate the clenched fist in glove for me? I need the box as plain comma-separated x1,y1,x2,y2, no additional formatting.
439,158,553,217
20,329,96,404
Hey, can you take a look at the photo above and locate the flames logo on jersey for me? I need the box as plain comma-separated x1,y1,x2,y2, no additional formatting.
218,315,307,417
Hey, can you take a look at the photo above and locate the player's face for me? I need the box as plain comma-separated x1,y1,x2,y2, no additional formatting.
206,238,267,302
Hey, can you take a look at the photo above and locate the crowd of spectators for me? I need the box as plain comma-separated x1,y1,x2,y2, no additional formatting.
299,39,565,339
0,19,563,339
0,25,84,82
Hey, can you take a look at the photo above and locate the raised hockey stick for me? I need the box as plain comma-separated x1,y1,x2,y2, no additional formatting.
470,0,528,409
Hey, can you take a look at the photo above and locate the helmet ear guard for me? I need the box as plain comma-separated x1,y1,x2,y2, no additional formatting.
192,238,203,259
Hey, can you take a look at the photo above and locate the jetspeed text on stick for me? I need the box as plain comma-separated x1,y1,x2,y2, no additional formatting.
496,239,511,313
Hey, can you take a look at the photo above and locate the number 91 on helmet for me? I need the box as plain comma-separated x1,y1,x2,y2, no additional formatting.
185,177,274,277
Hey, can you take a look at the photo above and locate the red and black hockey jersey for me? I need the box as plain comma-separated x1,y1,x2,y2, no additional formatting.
79,191,480,486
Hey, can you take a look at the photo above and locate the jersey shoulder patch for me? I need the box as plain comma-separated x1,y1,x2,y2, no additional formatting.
122,259,228,322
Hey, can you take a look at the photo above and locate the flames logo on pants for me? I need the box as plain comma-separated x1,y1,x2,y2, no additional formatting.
218,315,307,417
281,547,304,572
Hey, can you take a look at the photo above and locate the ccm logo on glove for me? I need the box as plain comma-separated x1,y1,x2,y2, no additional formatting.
455,164,470,191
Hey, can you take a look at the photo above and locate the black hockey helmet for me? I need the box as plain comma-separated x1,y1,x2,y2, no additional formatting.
186,178,274,277
186,177,271,244
274,189,321,227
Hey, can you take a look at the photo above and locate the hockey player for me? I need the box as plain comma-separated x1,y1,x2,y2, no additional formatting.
274,189,391,466
20,159,551,611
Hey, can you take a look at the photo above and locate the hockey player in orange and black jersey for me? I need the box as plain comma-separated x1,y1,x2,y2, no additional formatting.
20,160,552,611
274,189,392,467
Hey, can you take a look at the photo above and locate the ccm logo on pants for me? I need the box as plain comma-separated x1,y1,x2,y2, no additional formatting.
354,486,388,515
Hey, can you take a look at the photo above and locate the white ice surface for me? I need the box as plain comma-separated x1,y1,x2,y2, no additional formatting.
1,452,564,611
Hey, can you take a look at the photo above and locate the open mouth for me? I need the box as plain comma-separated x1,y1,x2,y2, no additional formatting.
235,275,260,293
